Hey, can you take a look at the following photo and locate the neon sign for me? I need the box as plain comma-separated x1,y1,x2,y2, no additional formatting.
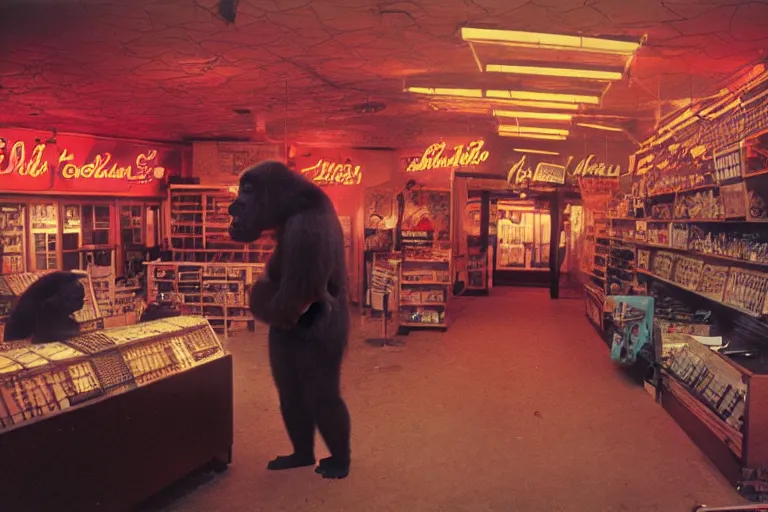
0,141,50,178
406,139,489,172
301,159,362,186
571,154,621,178
507,155,533,185
0,140,166,183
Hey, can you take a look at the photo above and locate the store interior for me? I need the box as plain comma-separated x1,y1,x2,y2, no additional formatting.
2,0,768,510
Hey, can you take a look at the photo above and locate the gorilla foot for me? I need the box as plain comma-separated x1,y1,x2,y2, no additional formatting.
266,453,316,471
314,457,350,479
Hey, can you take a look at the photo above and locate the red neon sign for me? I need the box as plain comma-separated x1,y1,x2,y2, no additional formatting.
0,130,178,196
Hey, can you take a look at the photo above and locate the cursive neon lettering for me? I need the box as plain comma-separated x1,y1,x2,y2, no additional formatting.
571,154,621,178
301,159,362,186
406,139,489,172
507,155,533,185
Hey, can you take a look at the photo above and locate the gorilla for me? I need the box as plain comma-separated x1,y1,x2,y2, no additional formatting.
228,160,351,480
4,271,85,344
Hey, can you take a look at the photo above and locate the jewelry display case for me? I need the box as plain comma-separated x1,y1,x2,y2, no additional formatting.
0,316,233,512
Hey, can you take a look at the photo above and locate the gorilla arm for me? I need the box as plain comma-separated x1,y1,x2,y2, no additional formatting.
265,212,335,329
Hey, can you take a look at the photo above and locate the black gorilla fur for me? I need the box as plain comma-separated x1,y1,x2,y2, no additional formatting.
229,161,351,479
3,271,85,344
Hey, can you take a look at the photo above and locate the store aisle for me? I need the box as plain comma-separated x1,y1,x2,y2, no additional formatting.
154,289,742,512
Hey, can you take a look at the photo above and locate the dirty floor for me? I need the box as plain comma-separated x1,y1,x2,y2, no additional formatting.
151,288,743,512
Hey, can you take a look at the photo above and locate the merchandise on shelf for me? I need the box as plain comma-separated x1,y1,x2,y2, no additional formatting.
673,189,723,220
722,267,768,316
696,263,730,301
146,261,265,335
688,225,768,264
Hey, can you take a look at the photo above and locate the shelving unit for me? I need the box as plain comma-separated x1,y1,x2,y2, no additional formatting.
398,248,452,331
0,203,26,274
167,185,275,264
145,261,265,335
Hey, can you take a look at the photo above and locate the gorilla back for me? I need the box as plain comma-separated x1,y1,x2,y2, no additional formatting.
229,161,352,479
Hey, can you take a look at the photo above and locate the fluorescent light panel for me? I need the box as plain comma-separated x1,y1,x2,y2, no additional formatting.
499,132,568,140
577,122,623,132
513,148,561,155
486,64,623,81
499,125,570,136
406,86,598,105
487,89,600,105
461,27,641,55
406,87,482,98
494,110,572,121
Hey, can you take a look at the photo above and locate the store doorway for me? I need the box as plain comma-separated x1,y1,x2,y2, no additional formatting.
493,198,551,287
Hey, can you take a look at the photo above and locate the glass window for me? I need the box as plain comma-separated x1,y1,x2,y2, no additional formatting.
120,205,144,245
30,203,58,271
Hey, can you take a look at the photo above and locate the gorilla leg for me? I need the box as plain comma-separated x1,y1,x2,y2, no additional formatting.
266,330,316,471
300,340,351,479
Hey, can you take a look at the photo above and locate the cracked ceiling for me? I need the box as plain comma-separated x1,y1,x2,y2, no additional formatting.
1,0,767,148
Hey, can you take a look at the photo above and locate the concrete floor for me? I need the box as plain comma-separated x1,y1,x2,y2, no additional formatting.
159,288,743,512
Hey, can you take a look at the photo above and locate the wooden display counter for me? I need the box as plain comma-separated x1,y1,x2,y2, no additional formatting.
0,316,234,512
660,338,768,485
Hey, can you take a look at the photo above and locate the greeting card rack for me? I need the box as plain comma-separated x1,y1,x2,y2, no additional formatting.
0,316,233,512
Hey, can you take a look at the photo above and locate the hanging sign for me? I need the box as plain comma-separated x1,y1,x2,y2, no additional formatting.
405,139,489,172
713,142,745,183
0,130,177,196
300,158,362,186
506,155,566,186
571,154,621,178
533,162,566,185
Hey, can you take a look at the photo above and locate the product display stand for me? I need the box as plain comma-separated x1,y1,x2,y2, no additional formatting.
399,248,452,332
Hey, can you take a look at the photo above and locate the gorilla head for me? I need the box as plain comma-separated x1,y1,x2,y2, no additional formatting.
228,160,324,243
4,271,86,343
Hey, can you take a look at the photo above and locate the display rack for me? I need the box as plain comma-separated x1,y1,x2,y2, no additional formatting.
608,68,768,487
0,270,104,342
145,261,266,335
167,184,275,264
0,315,233,511
399,245,452,331
0,203,27,274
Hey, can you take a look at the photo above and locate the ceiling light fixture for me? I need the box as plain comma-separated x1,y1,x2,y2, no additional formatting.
461,27,642,55
494,110,573,121
406,87,597,105
513,148,561,156
433,97,581,111
487,89,600,105
498,125,570,136
577,122,623,132
498,133,568,141
406,87,483,98
486,64,624,81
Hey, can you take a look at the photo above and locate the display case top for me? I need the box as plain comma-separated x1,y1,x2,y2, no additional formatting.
0,316,225,432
